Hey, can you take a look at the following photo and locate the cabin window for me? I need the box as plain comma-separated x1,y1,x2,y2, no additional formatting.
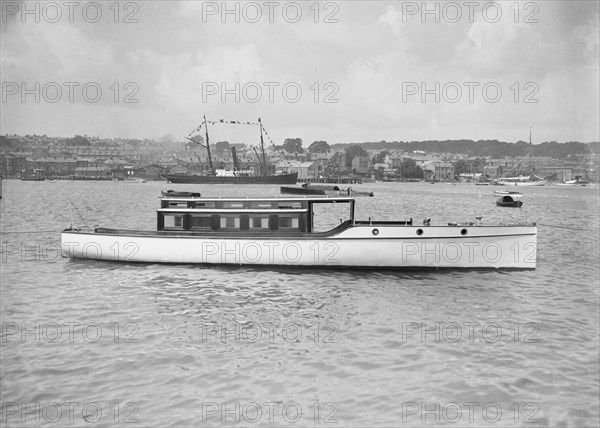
278,202,303,209
223,202,245,209
163,214,184,229
250,216,269,229
190,215,212,229
279,215,299,229
220,216,240,229
168,201,188,208
250,201,273,208
195,202,215,208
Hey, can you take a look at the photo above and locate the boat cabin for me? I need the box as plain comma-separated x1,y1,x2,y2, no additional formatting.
157,196,358,234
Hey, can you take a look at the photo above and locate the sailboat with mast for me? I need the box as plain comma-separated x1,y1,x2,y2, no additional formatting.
162,117,298,184
497,126,546,186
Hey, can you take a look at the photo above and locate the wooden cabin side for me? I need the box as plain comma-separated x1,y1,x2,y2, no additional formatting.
155,197,414,235
156,197,356,234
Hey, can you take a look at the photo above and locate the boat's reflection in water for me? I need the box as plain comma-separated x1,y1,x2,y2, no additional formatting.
63,257,524,341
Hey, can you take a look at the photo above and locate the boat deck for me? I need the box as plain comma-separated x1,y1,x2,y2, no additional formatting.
87,219,415,239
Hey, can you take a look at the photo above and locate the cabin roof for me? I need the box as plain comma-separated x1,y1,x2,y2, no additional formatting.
160,196,355,203
158,208,308,213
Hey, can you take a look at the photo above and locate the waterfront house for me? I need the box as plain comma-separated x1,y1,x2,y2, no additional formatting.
284,161,316,180
464,157,486,174
423,161,455,181
25,157,79,178
483,164,503,179
351,156,371,175
540,165,573,182
134,164,166,181
74,166,112,179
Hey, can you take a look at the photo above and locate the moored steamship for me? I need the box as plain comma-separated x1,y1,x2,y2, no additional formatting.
162,117,298,184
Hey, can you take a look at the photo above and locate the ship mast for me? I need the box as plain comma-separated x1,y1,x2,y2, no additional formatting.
529,125,532,163
204,115,215,175
253,147,265,173
259,118,267,176
231,147,239,172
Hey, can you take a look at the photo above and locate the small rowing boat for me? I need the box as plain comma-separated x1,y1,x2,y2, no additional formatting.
496,194,523,208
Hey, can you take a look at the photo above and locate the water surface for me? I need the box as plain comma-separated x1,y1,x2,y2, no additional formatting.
1,180,598,427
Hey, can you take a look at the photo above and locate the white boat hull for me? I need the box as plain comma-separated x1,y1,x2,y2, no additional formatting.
494,190,523,196
496,180,546,186
62,225,537,269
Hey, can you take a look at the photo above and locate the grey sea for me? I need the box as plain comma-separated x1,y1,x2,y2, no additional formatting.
1,179,599,428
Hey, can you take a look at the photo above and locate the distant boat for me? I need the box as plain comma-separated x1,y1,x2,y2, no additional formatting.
347,187,375,197
123,177,146,183
497,127,546,186
281,184,374,197
281,184,339,195
557,179,586,186
496,194,523,207
163,116,298,185
161,189,202,198
496,175,546,186
20,172,45,181
494,190,523,196
165,171,298,184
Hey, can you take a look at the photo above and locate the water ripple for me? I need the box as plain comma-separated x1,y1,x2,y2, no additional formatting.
1,180,598,427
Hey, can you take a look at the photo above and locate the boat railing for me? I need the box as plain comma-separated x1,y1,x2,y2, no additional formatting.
158,208,308,214
160,196,354,209
353,219,413,226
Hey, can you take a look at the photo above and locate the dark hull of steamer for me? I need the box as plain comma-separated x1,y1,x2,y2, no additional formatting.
163,172,298,184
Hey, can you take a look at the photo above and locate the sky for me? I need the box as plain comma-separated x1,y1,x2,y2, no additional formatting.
1,0,599,147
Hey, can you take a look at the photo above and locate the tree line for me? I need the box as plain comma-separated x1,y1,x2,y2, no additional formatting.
274,138,598,160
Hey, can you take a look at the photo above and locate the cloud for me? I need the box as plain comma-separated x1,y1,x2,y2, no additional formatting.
1,21,118,82
1,1,598,143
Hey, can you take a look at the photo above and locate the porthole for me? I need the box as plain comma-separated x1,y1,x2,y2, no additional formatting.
461,228,468,236
372,228,379,236
416,228,423,236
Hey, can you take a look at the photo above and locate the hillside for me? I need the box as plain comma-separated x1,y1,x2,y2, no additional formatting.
329,140,599,159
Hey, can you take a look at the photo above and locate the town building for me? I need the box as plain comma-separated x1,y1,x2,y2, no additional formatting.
351,156,371,175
